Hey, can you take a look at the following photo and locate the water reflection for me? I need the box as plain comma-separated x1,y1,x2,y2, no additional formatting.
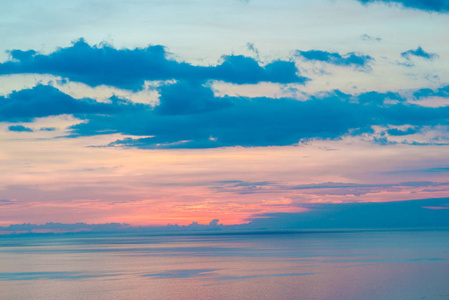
0,230,448,299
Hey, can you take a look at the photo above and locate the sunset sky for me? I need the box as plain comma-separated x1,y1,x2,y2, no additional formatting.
1,0,449,227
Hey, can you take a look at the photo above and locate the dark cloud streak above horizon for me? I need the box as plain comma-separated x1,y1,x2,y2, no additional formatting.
246,198,449,230
356,0,449,13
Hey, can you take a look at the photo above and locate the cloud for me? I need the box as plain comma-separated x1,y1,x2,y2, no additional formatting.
401,47,439,60
422,167,449,172
295,50,373,70
80,84,449,148
0,84,146,122
8,125,33,132
0,39,307,90
209,180,449,196
2,198,448,232
4,82,449,148
155,81,231,115
8,49,37,61
93,88,375,148
386,127,419,136
360,34,382,41
414,85,449,99
356,0,449,13
245,198,449,229
357,91,404,105
289,181,449,196
210,181,276,195
40,127,57,131
2,222,127,233
0,199,16,206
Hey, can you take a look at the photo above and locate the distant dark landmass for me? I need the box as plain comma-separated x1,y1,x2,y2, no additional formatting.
1,198,448,235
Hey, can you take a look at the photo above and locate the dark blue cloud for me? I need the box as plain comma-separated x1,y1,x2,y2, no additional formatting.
8,49,37,61
2,222,126,232
357,91,404,105
0,199,16,206
413,84,449,98
4,82,449,148
422,167,449,172
213,56,304,84
0,39,307,90
289,181,439,190
2,198,448,231
8,125,33,132
387,127,418,136
210,181,275,195
401,47,438,60
70,82,449,149
155,81,231,115
402,140,449,146
245,198,449,230
0,84,145,122
373,136,398,145
39,127,56,131
84,88,372,148
210,180,447,196
360,34,382,41
356,0,449,12
296,50,373,69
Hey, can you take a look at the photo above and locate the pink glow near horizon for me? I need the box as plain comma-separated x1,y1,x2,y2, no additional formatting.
1,132,449,226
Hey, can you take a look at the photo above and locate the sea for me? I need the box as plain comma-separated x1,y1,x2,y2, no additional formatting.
1,229,448,300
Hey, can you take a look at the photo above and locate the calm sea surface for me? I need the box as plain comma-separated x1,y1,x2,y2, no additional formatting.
0,230,448,300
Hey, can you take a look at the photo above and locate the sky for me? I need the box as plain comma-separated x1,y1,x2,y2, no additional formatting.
1,0,449,228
